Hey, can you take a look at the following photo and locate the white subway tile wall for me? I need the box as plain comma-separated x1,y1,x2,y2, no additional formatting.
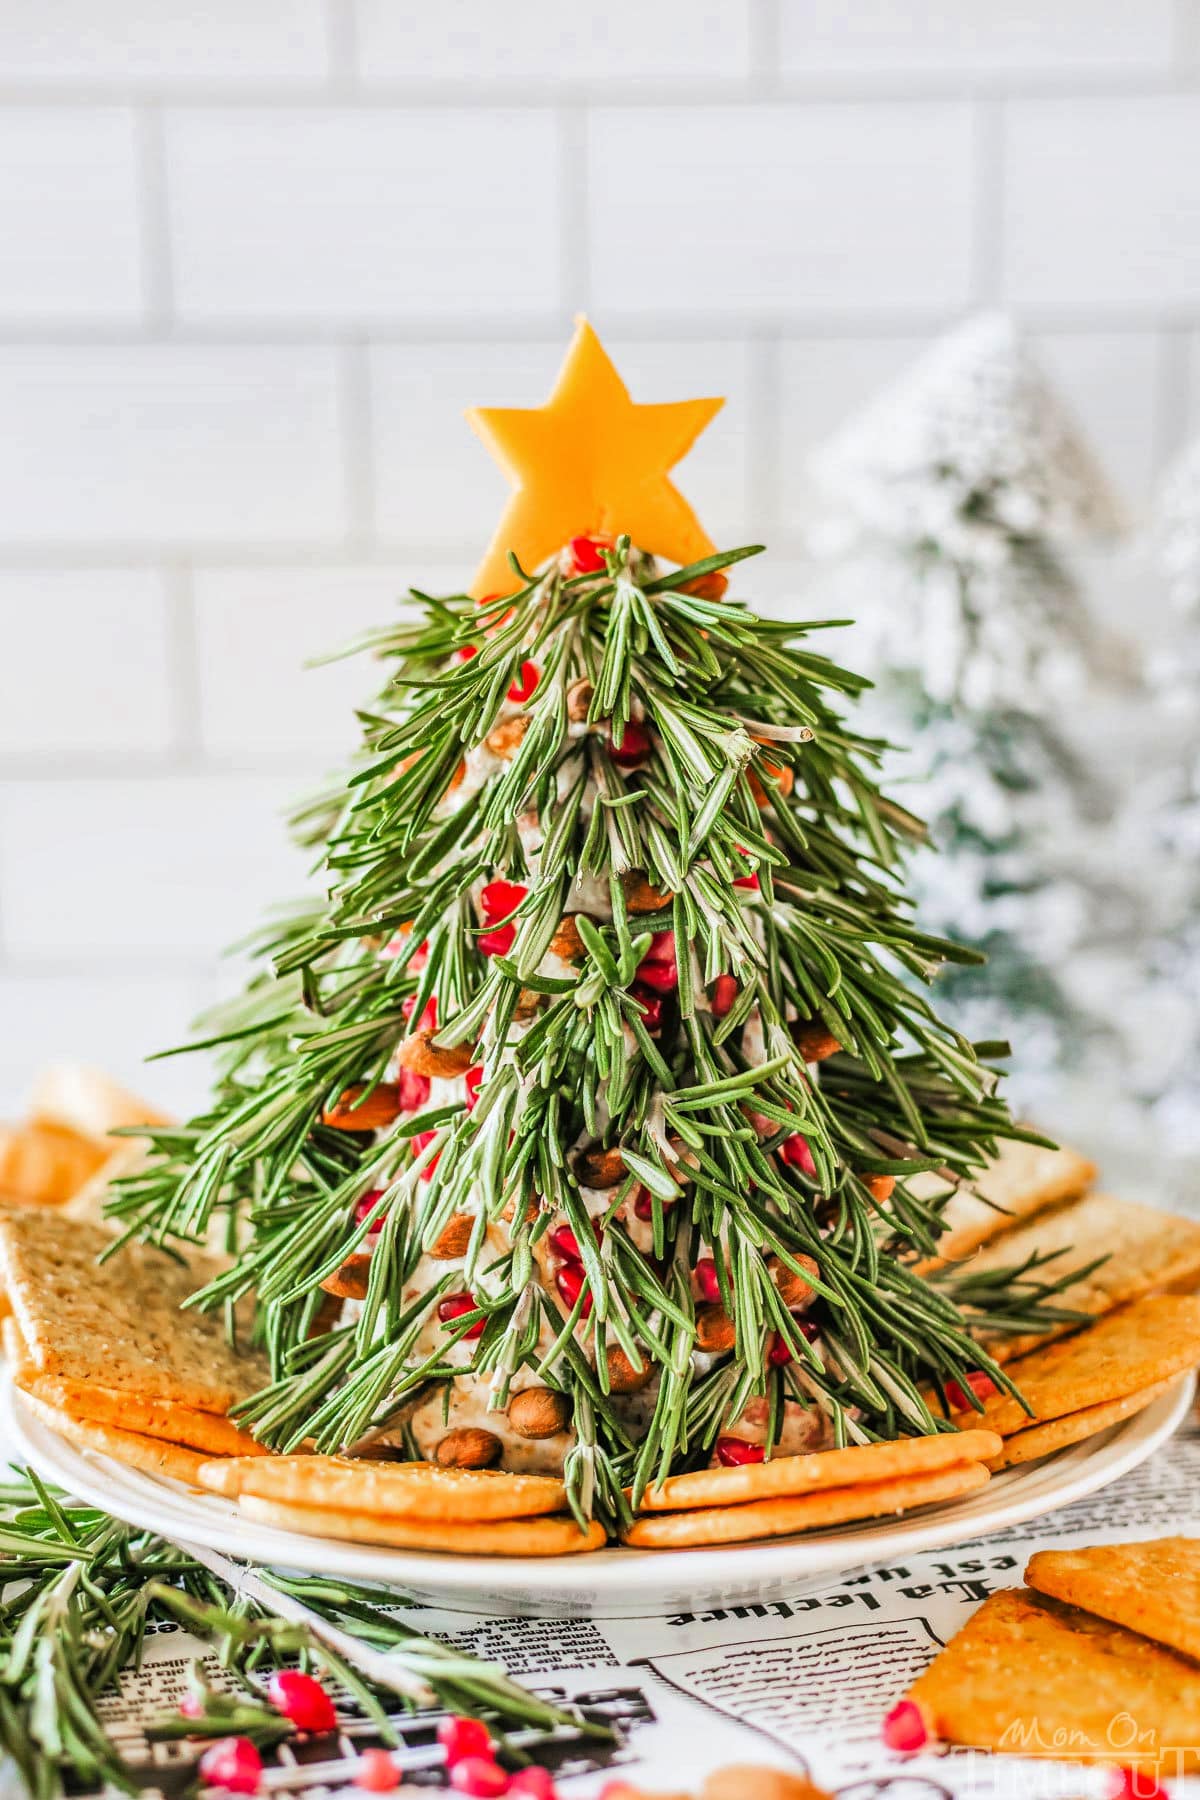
0,0,1195,1118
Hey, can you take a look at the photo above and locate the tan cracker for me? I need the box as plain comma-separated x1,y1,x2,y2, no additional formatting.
20,1390,207,1486
238,1493,606,1557
915,1136,1096,1269
23,1373,270,1458
198,1453,567,1520
986,1379,1176,1470
1026,1537,1200,1663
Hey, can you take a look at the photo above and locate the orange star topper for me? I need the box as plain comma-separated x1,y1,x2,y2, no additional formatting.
466,317,724,599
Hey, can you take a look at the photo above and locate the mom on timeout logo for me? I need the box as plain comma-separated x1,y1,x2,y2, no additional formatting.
937,1713,1188,1795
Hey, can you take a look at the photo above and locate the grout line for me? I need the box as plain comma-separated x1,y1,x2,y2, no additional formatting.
133,102,174,326
969,97,1005,305
339,340,376,547
164,562,204,759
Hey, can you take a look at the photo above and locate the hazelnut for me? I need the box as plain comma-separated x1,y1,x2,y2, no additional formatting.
620,870,675,915
397,1028,475,1079
767,1252,820,1313
549,915,585,964
514,987,545,1020
575,1143,626,1189
606,1344,652,1394
320,1253,373,1301
566,678,594,722
695,1303,736,1354
321,1083,401,1131
428,1212,474,1259
863,1173,896,1202
485,715,530,759
435,1428,502,1470
792,1018,842,1063
507,1388,571,1439
679,570,729,600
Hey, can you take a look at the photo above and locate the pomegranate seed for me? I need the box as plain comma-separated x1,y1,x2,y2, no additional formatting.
402,994,437,1032
508,661,540,705
634,950,678,992
798,1319,821,1341
396,1067,432,1112
944,1370,999,1412
178,1692,204,1719
198,1737,262,1795
607,718,651,767
780,1134,816,1177
711,974,738,1018
355,1188,388,1227
411,1129,440,1181
438,1293,485,1339
643,929,675,963
715,1437,765,1468
549,1224,582,1263
508,1771,558,1800
355,1747,402,1791
382,930,426,965
694,1257,721,1304
568,535,609,574
458,644,479,662
478,924,516,957
633,1187,655,1221
882,1698,929,1753
733,871,760,891
450,1757,510,1798
768,1333,792,1366
631,986,663,1032
267,1670,337,1733
481,880,528,923
437,1716,492,1762
556,1263,593,1318
1109,1771,1171,1800
464,1065,484,1110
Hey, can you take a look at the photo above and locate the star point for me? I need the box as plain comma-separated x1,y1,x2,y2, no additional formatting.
466,318,724,598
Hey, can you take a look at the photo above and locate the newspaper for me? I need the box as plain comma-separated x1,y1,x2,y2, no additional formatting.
7,1418,1200,1800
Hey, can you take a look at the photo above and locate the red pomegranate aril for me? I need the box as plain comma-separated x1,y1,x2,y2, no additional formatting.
631,986,663,1032
556,1263,593,1318
198,1737,263,1795
437,1716,492,1762
267,1670,337,1733
438,1293,485,1339
882,1698,929,1753
643,929,675,963
607,718,651,767
944,1370,999,1412
508,660,540,705
768,1333,793,1366
481,880,528,923
568,534,609,574
411,1128,441,1181
634,952,677,992
464,1065,484,1110
733,871,760,891
508,1771,558,1800
478,924,516,957
711,974,738,1018
178,1692,204,1719
449,1756,510,1798
402,993,437,1032
458,643,479,662
694,1257,721,1304
355,1188,388,1227
633,1186,656,1221
715,1437,765,1468
780,1133,816,1176
549,1224,583,1263
798,1318,821,1342
396,1066,432,1112
356,1747,402,1791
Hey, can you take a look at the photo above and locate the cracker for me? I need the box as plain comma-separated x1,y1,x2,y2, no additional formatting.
972,1192,1200,1361
0,1208,269,1414
637,1430,1001,1513
198,1454,568,1520
1,1313,35,1384
19,1390,207,1486
0,1122,108,1206
916,1137,1097,1269
238,1494,606,1557
23,1373,271,1458
986,1379,1176,1470
947,1296,1200,1436
908,1585,1200,1771
1026,1537,1200,1664
622,1463,989,1549
28,1064,169,1139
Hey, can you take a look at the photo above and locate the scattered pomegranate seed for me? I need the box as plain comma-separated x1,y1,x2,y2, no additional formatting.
411,1128,441,1181
396,1067,432,1112
549,1224,586,1263
402,994,438,1032
478,924,516,957
481,880,528,922
768,1333,793,1366
711,974,738,1018
944,1370,999,1412
694,1257,722,1304
355,1747,402,1791
198,1737,263,1795
607,718,651,767
178,1692,204,1719
464,1065,484,1110
882,1698,930,1753
733,871,760,891
568,535,609,574
715,1437,765,1467
437,1716,492,1762
556,1263,593,1318
643,929,675,963
633,1187,656,1221
449,1756,510,1797
508,660,540,705
458,644,479,662
633,951,678,992
798,1318,821,1342
508,1770,558,1800
631,986,663,1032
438,1293,485,1339
355,1189,388,1227
780,1133,816,1176
267,1670,337,1733
1108,1770,1170,1800
382,931,427,966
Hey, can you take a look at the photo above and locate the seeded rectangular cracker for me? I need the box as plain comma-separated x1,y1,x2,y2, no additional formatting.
947,1295,1200,1435
238,1494,607,1556
20,1390,208,1486
971,1192,1200,1361
637,1429,1001,1512
1026,1538,1200,1663
0,1208,269,1414
987,1379,1176,1471
199,1454,567,1519
623,1462,989,1549
909,1585,1200,1772
915,1136,1097,1270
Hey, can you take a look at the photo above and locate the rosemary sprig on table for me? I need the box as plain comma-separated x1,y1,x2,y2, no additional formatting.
108,537,1062,1525
0,1472,596,1798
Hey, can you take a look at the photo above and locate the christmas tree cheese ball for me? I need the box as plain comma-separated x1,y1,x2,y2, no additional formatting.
113,322,1048,1530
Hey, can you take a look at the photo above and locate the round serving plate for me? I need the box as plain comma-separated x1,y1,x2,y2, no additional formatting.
5,1373,1192,1620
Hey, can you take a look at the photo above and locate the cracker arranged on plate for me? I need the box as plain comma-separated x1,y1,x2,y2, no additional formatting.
0,1208,268,1414
915,1135,1097,1269
908,1585,1200,1772
622,1463,989,1550
986,1379,1175,1471
20,1389,208,1486
238,1493,606,1557
1026,1537,1200,1663
637,1429,1001,1512
21,1371,269,1458
199,1453,568,1519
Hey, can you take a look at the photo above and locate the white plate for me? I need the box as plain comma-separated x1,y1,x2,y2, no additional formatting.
6,1373,1192,1619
